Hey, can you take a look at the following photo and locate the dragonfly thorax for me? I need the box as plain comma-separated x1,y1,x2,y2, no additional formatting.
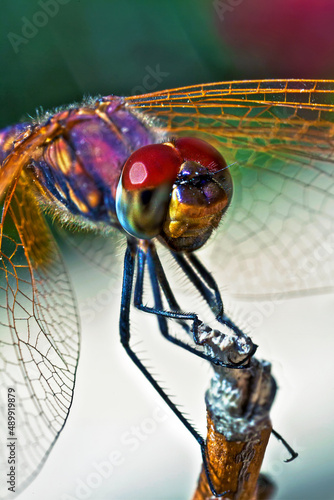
1,98,156,230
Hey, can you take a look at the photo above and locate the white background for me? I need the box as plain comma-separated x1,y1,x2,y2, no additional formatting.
15,246,334,500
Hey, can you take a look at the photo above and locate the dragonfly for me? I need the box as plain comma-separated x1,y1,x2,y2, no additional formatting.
0,79,334,498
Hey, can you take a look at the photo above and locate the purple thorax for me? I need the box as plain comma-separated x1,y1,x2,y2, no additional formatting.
2,97,156,226
65,98,154,207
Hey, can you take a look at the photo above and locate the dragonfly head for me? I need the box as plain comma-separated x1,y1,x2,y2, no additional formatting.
116,137,232,251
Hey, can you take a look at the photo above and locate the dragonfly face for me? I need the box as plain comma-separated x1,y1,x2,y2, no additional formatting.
116,137,233,250
1,79,334,497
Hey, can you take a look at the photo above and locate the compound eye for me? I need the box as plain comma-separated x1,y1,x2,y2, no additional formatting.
174,136,232,195
174,137,227,173
116,144,182,239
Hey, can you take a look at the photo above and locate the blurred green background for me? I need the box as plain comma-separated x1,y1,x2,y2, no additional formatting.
2,0,334,129
1,0,236,128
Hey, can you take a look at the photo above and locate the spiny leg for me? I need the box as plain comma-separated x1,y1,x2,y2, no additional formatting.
172,252,220,317
187,253,246,336
149,245,257,364
119,240,229,497
172,252,256,354
272,429,298,461
134,242,253,368
171,251,297,460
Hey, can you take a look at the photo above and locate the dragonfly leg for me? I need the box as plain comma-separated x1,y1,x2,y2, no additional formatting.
134,243,253,369
272,429,298,462
119,241,230,498
173,252,249,338
150,245,258,364
173,253,299,459
173,252,223,318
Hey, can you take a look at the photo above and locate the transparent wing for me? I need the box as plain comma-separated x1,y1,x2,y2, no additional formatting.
127,80,334,297
56,225,125,276
0,172,80,498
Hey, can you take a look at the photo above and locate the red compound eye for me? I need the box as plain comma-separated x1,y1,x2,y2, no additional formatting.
116,143,183,239
122,143,182,191
174,137,227,172
116,138,231,242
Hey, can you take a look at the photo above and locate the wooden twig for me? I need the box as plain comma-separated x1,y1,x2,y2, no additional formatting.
192,324,277,500
193,411,272,500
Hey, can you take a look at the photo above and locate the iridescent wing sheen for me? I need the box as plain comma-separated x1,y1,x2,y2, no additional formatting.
57,224,125,277
0,171,79,498
127,80,334,297
0,119,60,200
0,124,30,198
